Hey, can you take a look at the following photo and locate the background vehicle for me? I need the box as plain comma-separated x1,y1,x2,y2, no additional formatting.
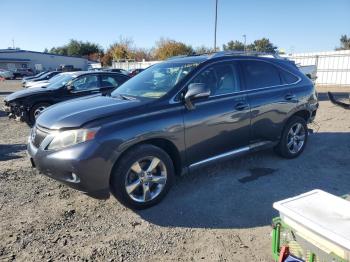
22,71,48,85
128,68,144,77
0,69,14,79
12,68,34,79
4,71,130,125
24,71,60,87
103,68,129,75
28,52,318,209
26,72,73,88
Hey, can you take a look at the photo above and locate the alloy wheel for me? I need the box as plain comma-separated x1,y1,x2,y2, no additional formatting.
34,106,47,119
287,123,306,154
125,156,167,203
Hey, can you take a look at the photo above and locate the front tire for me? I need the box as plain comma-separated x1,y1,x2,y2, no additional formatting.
29,102,51,125
110,144,175,209
275,116,308,159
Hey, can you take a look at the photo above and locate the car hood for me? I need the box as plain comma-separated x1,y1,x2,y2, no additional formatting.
36,95,146,130
5,87,51,102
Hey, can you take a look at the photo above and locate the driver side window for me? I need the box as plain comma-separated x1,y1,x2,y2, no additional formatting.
189,62,240,96
72,75,98,91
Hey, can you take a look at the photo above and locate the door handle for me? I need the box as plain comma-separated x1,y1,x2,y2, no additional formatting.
284,93,296,101
234,102,249,111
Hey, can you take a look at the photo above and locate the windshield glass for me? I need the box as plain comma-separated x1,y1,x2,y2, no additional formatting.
111,62,199,99
33,71,46,78
47,73,64,83
36,72,52,80
46,74,76,89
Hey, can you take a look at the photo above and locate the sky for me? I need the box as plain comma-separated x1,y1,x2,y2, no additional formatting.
1,0,349,54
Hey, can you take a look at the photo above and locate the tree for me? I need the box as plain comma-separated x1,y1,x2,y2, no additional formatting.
101,51,113,66
222,38,277,53
222,40,245,51
43,48,49,53
195,45,215,54
49,39,103,58
250,38,277,53
153,38,193,60
336,35,350,50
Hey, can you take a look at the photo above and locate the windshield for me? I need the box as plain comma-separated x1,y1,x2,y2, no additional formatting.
47,73,64,83
36,72,52,80
111,62,199,99
46,74,76,89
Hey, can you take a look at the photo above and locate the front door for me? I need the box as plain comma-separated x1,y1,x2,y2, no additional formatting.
183,61,251,166
61,74,101,102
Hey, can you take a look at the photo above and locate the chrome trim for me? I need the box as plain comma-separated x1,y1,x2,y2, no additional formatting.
70,88,100,94
190,147,249,169
169,58,302,104
189,141,272,169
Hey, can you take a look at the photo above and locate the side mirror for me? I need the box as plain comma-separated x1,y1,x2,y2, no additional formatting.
184,83,210,110
66,84,74,91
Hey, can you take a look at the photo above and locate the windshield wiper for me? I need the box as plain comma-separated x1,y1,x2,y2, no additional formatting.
112,93,133,100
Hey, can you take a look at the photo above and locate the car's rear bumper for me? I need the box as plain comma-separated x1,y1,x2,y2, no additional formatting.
27,138,111,199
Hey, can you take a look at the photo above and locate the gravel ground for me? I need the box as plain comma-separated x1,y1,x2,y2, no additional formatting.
0,81,349,262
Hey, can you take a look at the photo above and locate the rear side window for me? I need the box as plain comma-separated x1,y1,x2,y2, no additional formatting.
279,69,299,84
241,60,281,90
101,75,124,88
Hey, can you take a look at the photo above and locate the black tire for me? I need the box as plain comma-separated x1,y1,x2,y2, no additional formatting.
274,116,308,159
110,144,175,209
29,102,51,126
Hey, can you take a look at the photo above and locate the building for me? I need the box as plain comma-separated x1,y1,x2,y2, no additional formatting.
0,49,91,72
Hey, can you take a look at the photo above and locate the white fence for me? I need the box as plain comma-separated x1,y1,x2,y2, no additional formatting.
112,60,160,70
112,50,350,87
287,50,350,87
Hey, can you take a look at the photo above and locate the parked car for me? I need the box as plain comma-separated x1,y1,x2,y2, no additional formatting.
12,68,34,79
22,71,48,85
24,71,60,87
104,68,129,75
0,69,14,79
129,68,144,77
26,72,72,89
27,53,318,209
4,71,130,125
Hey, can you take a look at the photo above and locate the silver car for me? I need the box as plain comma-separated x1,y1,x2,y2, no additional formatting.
0,69,14,79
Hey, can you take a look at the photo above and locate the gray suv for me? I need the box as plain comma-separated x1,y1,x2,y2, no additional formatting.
27,52,318,209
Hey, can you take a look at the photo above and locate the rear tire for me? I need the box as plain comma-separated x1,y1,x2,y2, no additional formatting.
274,116,308,159
110,144,175,209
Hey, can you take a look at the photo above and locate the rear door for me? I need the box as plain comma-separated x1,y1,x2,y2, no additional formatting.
240,60,300,143
183,61,251,165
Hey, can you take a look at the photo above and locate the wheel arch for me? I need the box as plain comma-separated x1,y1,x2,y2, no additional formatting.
109,138,183,183
290,109,311,123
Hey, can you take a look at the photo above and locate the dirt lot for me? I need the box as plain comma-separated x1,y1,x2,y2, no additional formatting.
0,81,349,262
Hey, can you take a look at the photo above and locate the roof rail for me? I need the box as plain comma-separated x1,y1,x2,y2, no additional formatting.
166,54,193,61
209,51,285,60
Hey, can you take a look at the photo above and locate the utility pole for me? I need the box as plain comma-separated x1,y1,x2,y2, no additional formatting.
243,34,247,52
12,38,15,49
214,0,218,51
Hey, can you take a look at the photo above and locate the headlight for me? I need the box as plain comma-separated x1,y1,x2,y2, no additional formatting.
47,128,99,150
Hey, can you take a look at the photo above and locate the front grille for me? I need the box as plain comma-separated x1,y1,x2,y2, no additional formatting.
32,126,50,148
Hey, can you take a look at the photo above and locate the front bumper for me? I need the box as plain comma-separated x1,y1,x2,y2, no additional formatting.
3,101,30,123
27,136,111,199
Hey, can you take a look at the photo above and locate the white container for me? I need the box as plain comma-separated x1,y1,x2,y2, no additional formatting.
273,189,350,260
